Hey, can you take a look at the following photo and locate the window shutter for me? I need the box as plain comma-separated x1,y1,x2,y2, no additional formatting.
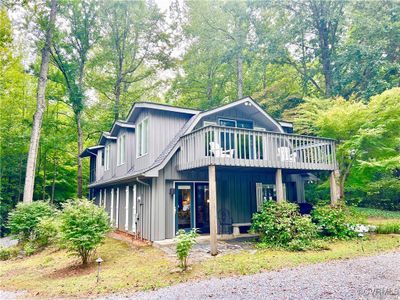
256,182,263,211
116,188,120,228
99,189,102,207
110,188,114,224
125,186,129,231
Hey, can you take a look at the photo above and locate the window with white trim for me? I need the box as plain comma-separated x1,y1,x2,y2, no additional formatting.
117,134,126,165
104,144,111,171
136,118,149,157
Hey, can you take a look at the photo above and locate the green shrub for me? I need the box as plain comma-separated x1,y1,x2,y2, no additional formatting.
375,223,400,234
0,247,13,260
23,242,36,256
175,228,198,270
311,203,359,239
34,216,60,248
360,178,400,211
60,199,111,265
7,201,55,241
251,201,318,250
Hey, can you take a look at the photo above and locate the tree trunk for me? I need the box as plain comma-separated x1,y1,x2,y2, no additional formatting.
51,156,58,203
76,111,83,198
23,0,57,203
236,54,243,99
262,62,267,98
42,150,47,200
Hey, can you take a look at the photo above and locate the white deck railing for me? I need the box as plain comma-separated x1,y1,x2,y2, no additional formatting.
177,125,337,171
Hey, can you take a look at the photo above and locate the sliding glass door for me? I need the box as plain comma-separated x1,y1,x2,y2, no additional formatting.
175,182,210,234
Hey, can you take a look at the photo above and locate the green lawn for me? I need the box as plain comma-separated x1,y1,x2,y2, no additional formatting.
354,207,400,225
0,234,399,297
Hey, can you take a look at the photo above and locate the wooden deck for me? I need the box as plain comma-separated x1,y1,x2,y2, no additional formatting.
177,125,337,171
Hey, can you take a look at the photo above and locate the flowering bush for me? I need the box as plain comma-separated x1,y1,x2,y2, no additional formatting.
252,201,318,250
311,203,361,239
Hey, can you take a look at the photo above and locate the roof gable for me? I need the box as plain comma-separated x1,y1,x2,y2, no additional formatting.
126,101,200,123
185,97,284,134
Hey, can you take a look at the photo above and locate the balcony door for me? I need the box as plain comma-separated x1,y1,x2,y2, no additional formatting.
218,118,255,159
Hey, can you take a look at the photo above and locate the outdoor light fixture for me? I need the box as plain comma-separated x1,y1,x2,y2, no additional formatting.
96,257,103,283
244,101,251,106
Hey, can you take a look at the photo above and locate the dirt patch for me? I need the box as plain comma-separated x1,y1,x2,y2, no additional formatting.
1,266,28,278
46,262,96,279
109,230,151,248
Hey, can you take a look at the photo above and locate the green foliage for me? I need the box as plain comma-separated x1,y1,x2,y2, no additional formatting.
34,216,60,248
375,223,400,234
0,246,19,261
59,198,111,265
251,201,318,251
175,228,198,270
354,207,400,220
361,178,400,211
288,88,400,210
311,204,361,239
7,201,55,241
23,241,36,256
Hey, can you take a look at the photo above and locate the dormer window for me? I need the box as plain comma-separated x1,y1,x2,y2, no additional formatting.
104,144,111,171
136,118,149,157
117,134,126,165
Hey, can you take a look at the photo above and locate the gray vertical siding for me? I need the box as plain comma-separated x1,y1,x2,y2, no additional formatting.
135,109,192,171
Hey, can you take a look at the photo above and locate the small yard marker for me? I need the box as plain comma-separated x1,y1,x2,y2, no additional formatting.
96,257,103,283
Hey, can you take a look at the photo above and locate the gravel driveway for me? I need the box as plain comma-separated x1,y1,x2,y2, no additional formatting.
101,251,400,300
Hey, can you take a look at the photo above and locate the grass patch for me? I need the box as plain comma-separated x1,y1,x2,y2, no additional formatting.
355,207,400,219
201,234,400,276
354,207,400,226
0,234,399,297
375,223,400,234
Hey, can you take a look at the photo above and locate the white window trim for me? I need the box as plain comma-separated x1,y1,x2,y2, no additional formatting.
110,188,114,224
136,117,149,158
117,134,126,166
125,186,129,231
104,144,111,171
103,189,106,209
116,188,120,227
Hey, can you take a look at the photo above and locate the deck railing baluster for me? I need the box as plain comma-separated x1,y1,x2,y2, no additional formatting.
177,125,336,171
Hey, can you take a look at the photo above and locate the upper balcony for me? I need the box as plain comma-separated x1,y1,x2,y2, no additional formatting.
177,125,337,171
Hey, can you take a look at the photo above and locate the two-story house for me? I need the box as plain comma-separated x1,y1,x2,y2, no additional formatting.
80,97,340,254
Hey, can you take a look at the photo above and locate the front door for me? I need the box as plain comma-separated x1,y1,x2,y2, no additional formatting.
175,183,194,231
195,183,210,234
175,182,210,233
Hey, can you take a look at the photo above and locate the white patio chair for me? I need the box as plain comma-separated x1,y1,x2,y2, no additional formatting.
210,142,235,158
277,146,297,162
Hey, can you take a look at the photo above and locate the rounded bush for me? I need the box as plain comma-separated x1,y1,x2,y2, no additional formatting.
311,203,359,239
251,201,318,250
7,201,55,241
60,198,111,265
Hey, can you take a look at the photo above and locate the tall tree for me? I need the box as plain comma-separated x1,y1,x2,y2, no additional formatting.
281,0,346,98
23,0,57,203
90,0,172,121
50,0,98,198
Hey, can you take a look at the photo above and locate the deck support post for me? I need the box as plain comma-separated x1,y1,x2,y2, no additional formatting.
275,168,284,203
209,165,218,256
330,169,340,205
